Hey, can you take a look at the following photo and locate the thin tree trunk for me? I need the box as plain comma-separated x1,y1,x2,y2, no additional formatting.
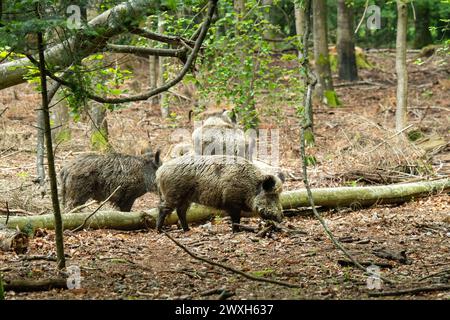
413,1,432,49
158,14,169,118
36,5,65,269
148,16,159,105
395,0,408,132
294,1,305,49
313,0,337,105
337,0,358,81
297,0,314,143
90,102,109,151
234,0,245,19
36,109,46,196
3,179,449,232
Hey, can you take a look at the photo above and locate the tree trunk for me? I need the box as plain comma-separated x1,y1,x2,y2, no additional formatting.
337,0,358,81
36,12,65,269
36,108,46,197
3,179,448,232
90,102,109,151
148,16,159,106
0,0,161,90
313,0,338,105
294,2,305,42
297,0,314,144
413,1,432,49
395,0,408,132
51,87,70,143
0,227,29,254
158,15,169,118
234,0,245,18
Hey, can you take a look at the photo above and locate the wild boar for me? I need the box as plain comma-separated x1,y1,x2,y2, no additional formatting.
155,155,283,232
60,150,161,212
192,110,248,157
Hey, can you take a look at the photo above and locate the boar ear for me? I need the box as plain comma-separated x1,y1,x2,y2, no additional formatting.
154,150,161,165
278,172,286,183
261,175,277,192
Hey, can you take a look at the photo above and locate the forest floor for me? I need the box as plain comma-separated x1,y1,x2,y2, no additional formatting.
0,49,449,300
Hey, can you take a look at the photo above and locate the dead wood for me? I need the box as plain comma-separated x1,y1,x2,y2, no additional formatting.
3,278,67,292
368,285,450,297
164,231,303,289
1,179,448,232
338,259,394,269
0,227,29,254
372,248,411,264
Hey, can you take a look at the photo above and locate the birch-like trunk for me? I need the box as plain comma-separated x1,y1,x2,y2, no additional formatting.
395,0,408,132
148,16,159,106
158,14,169,118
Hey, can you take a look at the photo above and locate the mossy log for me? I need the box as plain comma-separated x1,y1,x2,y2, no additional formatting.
1,179,448,232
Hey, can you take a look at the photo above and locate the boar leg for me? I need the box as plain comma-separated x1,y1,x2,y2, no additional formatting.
228,208,242,233
118,198,135,212
176,202,191,232
157,205,173,232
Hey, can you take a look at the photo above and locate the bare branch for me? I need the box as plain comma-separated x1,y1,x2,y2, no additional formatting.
164,231,303,289
25,0,218,105
71,186,121,232
129,27,196,47
106,44,187,59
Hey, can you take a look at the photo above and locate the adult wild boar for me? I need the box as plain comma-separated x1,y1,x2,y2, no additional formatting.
60,150,161,212
156,155,283,232
192,110,248,157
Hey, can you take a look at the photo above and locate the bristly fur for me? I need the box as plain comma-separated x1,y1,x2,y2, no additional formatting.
60,151,161,212
156,155,283,232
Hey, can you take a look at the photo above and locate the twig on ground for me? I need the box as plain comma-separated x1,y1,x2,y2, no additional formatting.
0,206,36,217
20,255,57,262
5,202,10,225
164,231,303,288
232,223,258,233
338,259,393,269
368,285,450,297
0,107,8,117
65,200,97,214
71,186,121,232
365,124,413,154
419,269,450,282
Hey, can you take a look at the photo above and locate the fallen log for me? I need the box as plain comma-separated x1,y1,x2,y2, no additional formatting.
0,179,448,232
3,278,67,292
0,227,29,254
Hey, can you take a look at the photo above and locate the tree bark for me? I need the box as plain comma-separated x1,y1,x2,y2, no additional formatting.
0,227,29,254
36,11,65,269
90,102,109,151
158,14,169,118
36,108,46,196
337,0,358,81
313,0,337,105
395,0,408,132
0,0,161,90
413,1,432,49
148,17,159,106
294,1,305,41
298,0,315,143
2,179,448,232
